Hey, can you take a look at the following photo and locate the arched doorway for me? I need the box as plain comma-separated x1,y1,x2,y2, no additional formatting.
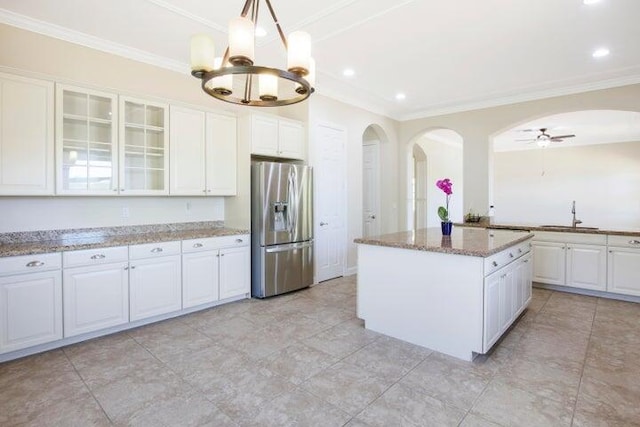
407,128,464,229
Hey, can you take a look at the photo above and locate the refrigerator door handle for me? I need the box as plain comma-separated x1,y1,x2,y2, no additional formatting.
265,241,313,253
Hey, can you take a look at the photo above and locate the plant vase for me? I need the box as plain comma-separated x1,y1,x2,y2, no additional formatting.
441,221,453,236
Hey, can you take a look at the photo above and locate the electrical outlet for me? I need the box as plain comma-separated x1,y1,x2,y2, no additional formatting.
121,207,129,218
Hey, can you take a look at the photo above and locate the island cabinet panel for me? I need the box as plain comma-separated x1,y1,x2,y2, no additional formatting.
482,252,531,352
357,244,485,362
356,228,533,362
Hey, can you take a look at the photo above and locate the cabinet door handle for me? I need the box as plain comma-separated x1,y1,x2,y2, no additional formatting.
509,253,514,258
91,254,106,260
220,253,225,257
629,240,640,245
320,222,328,226
492,261,498,267
518,248,522,253
235,238,243,243
26,261,45,267
193,243,204,248
124,266,129,271
524,259,529,263
151,247,163,253
130,266,136,269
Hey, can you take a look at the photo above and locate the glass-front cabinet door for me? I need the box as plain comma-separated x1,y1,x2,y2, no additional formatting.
119,97,169,195
56,85,118,194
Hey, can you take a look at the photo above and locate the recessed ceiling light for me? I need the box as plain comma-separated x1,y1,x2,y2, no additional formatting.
343,68,355,77
395,93,406,101
583,0,601,5
255,26,267,37
592,47,610,58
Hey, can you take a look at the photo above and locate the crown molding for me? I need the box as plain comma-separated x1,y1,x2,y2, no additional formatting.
400,73,640,122
0,8,188,74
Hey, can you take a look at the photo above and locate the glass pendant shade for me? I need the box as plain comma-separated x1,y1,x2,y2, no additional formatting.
259,74,278,101
229,17,255,65
287,31,311,75
295,57,315,94
206,57,233,96
190,34,215,72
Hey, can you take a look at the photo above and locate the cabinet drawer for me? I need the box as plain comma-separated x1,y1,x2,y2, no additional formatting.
484,240,531,276
63,246,128,268
607,235,640,249
0,252,62,276
129,241,181,260
182,234,249,253
533,231,606,245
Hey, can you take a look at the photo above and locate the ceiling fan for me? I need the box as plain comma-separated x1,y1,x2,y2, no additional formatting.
516,128,576,148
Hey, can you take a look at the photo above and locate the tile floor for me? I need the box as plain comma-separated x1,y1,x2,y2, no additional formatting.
1,276,639,426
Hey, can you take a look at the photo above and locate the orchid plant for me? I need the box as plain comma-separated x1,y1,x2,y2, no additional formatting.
436,178,453,223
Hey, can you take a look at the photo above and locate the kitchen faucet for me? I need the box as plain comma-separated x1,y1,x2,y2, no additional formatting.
571,200,582,228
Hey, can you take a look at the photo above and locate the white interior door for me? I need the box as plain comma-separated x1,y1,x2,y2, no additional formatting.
314,124,346,283
362,143,380,237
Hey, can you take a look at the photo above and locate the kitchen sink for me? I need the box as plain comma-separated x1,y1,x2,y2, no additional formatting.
540,225,599,230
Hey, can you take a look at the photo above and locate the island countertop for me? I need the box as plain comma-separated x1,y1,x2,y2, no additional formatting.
354,227,533,257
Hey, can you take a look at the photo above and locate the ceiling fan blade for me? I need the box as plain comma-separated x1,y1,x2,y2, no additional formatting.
516,129,538,133
550,134,575,140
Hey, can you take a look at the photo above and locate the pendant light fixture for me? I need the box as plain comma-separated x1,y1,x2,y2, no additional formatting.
190,0,315,107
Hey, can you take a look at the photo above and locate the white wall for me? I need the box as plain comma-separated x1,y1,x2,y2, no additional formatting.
493,141,640,230
0,197,225,233
308,95,399,273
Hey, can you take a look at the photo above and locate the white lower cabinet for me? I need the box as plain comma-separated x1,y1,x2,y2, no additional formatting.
607,246,640,296
0,270,62,354
532,241,565,285
129,255,182,321
219,246,251,300
129,241,182,322
532,231,607,291
63,262,129,337
182,250,220,308
182,235,250,307
483,252,531,352
566,244,607,291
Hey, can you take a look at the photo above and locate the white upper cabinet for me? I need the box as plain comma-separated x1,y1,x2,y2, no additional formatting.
56,84,118,195
119,96,169,195
0,73,54,195
250,114,304,160
169,106,237,196
278,118,304,159
206,112,237,195
169,106,206,195
250,114,279,157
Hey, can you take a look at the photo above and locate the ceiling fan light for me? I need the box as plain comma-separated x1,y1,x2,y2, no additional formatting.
537,136,551,148
228,16,255,66
287,31,311,75
190,34,215,72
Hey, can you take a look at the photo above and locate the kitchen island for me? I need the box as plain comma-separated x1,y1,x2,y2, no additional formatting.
354,227,534,361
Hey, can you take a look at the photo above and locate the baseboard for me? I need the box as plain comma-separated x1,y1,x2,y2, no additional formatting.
344,266,358,276
533,282,640,303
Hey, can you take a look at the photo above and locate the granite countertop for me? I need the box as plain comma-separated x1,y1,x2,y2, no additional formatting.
354,227,533,257
458,222,640,237
0,222,249,257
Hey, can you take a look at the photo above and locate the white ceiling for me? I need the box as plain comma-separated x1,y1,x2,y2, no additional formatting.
1,0,640,120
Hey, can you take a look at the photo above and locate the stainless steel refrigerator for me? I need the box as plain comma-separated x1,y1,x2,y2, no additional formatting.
251,161,313,298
